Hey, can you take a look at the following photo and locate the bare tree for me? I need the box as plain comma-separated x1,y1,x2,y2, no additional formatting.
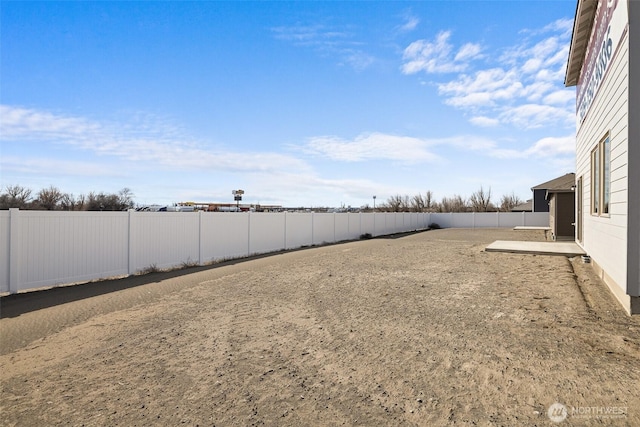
424,190,436,212
386,195,404,212
0,185,33,209
469,186,494,212
60,193,79,211
499,192,524,212
411,194,425,212
76,194,87,211
35,185,63,210
440,194,467,212
118,188,135,209
87,189,135,211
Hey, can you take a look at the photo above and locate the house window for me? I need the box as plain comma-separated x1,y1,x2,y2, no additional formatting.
591,133,610,216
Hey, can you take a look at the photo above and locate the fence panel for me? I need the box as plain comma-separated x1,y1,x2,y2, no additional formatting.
15,211,129,291
130,212,200,272
249,213,286,255
407,213,417,231
348,213,362,239
374,213,387,236
474,213,498,227
429,213,451,228
525,212,550,226
361,213,375,236
313,213,336,245
1,210,548,295
201,213,250,261
285,213,313,249
0,211,11,293
334,213,351,241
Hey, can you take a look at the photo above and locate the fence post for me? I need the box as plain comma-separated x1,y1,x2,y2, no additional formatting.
247,211,251,256
128,209,135,275
198,210,203,265
8,208,21,294
333,212,336,243
373,212,376,237
283,211,288,250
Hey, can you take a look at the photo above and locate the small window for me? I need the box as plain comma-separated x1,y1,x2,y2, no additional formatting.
591,133,610,216
603,136,610,214
591,147,599,214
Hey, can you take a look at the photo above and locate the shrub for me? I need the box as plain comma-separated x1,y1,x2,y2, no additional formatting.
428,223,441,230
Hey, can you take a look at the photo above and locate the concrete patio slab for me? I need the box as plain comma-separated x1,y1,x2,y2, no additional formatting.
485,240,586,256
513,226,551,230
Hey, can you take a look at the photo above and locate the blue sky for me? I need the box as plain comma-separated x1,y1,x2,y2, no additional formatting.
1,1,577,208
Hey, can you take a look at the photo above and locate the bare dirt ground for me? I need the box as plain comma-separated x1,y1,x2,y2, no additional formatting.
1,228,639,426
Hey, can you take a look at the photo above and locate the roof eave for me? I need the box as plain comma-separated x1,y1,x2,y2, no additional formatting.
565,0,598,87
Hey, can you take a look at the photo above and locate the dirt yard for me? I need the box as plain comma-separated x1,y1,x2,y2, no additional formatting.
1,228,639,426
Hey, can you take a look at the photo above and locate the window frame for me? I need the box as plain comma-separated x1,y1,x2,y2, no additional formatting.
591,132,611,217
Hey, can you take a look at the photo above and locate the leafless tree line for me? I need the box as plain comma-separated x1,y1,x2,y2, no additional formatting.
0,185,135,211
372,187,524,213
2,184,525,213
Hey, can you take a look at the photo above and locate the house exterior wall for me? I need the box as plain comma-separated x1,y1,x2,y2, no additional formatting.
574,0,635,312
628,0,640,307
532,189,549,212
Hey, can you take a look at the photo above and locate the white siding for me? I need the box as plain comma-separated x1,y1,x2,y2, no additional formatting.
576,28,629,295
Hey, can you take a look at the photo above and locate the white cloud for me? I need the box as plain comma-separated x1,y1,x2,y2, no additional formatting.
402,31,479,74
398,15,420,32
439,68,524,108
271,24,374,71
0,155,119,177
535,18,574,37
543,89,575,105
525,135,575,157
0,105,310,175
271,24,348,45
469,116,500,127
342,50,376,71
0,105,101,141
412,20,574,130
455,43,483,62
522,58,543,74
460,135,573,161
499,104,573,129
441,135,497,151
302,132,440,163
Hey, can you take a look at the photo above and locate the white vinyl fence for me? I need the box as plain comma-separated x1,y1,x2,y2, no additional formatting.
0,209,548,294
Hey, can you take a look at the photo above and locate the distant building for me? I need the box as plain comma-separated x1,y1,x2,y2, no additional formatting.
565,0,639,314
511,199,532,213
530,173,575,213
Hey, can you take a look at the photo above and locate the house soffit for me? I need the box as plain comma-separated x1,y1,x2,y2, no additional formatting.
565,0,598,87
